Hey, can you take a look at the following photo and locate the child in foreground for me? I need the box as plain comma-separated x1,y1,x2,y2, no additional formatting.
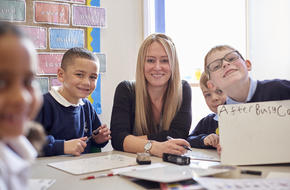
187,72,226,149
36,47,111,156
0,21,43,190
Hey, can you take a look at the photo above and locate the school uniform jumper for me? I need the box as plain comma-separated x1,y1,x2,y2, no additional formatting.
187,113,218,149
247,79,290,102
35,91,107,156
110,80,192,151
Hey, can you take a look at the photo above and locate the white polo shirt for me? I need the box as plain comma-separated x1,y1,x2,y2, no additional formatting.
0,136,37,190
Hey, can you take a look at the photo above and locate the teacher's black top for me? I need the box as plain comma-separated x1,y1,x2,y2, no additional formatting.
110,80,192,151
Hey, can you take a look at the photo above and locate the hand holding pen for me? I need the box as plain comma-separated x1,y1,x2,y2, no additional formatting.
89,124,112,144
166,136,192,151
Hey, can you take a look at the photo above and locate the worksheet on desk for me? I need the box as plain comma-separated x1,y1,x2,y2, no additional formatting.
48,154,137,175
184,150,220,162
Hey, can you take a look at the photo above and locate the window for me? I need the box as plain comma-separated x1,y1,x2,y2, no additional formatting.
144,0,290,132
144,0,246,131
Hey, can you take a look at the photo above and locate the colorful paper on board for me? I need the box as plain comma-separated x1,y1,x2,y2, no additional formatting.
72,5,106,27
19,26,47,49
38,53,63,74
72,0,86,3
0,0,25,22
54,0,85,4
50,78,62,87
49,28,84,49
36,77,49,94
34,1,69,25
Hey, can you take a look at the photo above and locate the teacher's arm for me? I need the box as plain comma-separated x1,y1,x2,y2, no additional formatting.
110,81,136,151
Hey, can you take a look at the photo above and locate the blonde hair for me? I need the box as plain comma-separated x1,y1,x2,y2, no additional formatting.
199,72,209,89
204,45,235,76
135,33,182,135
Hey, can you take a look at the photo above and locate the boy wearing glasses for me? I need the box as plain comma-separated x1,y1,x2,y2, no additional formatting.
205,45,290,104
187,72,226,149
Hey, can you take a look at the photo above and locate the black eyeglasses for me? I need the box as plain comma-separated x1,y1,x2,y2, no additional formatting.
206,50,243,72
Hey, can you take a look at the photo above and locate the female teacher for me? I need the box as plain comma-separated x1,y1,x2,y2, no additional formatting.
111,34,192,157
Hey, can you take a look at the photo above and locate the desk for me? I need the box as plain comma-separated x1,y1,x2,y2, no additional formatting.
30,149,290,190
30,151,161,190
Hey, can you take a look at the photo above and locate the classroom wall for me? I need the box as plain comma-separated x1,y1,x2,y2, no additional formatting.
98,0,143,150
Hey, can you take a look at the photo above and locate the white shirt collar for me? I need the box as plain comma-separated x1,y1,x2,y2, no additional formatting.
0,136,37,174
49,86,85,107
213,113,218,121
226,77,258,104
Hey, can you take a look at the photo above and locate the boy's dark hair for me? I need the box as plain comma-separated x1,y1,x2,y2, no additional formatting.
0,21,25,37
61,47,98,70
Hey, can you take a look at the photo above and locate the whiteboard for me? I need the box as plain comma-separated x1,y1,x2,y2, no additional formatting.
48,154,137,175
218,100,290,165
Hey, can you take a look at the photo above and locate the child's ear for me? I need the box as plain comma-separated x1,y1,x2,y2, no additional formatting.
206,80,215,89
57,68,65,82
245,60,252,71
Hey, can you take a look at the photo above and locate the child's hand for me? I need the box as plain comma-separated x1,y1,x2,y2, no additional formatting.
93,124,111,144
64,137,87,156
204,133,219,148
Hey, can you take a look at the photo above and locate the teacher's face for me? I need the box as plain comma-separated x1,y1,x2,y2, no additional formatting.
144,41,171,89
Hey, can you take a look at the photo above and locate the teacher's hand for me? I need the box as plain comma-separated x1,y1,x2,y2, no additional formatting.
150,139,190,158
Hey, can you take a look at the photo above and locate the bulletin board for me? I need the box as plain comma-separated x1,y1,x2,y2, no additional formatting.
0,0,106,114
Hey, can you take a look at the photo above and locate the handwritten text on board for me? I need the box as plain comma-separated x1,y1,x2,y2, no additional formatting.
218,103,290,118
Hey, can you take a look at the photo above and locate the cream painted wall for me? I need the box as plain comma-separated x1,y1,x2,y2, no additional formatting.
98,0,143,151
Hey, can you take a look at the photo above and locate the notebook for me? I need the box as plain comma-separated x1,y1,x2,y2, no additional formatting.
218,99,290,165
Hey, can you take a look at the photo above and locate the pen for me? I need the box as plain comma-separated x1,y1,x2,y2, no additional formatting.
81,173,114,180
86,127,101,142
166,136,192,151
241,170,262,176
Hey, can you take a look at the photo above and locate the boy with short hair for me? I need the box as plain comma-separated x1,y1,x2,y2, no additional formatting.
36,47,111,156
204,45,290,104
187,72,226,149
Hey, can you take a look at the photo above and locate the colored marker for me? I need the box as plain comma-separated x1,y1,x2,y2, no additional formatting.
81,173,114,180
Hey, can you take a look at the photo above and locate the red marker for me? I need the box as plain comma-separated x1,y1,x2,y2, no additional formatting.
81,173,114,180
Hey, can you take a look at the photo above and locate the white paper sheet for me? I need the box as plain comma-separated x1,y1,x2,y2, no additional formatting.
28,179,56,190
184,151,220,162
48,154,137,175
119,165,229,183
196,177,290,190
267,172,290,179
